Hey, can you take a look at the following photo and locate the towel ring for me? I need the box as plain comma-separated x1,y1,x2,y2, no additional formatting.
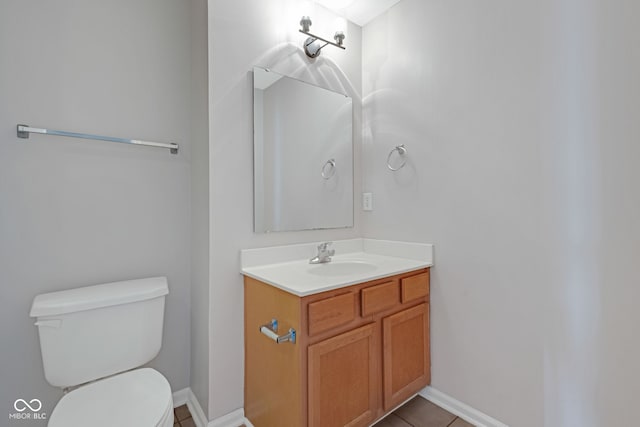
321,158,336,179
387,144,407,171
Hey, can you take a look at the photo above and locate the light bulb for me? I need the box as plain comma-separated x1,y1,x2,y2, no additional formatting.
298,0,315,19
300,16,312,32
333,17,347,33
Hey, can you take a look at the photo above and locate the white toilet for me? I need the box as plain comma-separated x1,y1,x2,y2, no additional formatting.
30,277,174,427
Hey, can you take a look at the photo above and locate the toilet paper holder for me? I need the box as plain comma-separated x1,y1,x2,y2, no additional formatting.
260,319,296,344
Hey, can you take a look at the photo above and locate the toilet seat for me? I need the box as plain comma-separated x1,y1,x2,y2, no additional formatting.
48,368,173,427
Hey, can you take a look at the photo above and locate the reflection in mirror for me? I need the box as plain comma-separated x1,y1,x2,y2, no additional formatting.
253,67,353,233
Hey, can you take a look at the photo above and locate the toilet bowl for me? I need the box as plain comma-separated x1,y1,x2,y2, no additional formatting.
48,368,173,427
30,277,173,427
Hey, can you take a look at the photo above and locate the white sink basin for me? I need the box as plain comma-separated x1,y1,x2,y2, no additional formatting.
307,260,378,277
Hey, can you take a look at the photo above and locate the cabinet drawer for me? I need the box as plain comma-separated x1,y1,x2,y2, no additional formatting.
308,293,356,336
401,271,430,303
361,281,399,316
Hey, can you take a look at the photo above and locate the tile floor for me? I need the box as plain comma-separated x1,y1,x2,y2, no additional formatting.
173,404,196,427
173,396,472,427
377,396,473,427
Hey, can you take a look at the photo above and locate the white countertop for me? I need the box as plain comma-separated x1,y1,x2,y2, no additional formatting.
241,239,433,297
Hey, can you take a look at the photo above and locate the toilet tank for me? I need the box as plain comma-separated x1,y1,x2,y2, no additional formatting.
30,277,169,388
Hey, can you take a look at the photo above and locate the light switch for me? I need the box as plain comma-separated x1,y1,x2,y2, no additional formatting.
362,193,373,211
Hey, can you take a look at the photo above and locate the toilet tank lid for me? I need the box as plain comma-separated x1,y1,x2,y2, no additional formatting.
30,277,169,318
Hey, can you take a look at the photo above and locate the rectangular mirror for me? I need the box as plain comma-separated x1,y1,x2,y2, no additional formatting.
253,67,353,232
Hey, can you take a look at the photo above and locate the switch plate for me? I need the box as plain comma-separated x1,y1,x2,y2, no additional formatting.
362,192,373,211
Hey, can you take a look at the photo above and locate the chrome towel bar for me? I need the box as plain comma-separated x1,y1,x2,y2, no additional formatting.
17,124,179,154
260,319,296,344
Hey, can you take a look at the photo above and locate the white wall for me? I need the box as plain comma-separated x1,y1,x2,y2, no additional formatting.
364,0,640,426
190,0,210,413
362,0,550,425
545,0,640,425
0,0,193,423
208,0,362,419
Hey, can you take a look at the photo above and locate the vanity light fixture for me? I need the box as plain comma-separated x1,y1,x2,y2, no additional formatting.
299,16,346,58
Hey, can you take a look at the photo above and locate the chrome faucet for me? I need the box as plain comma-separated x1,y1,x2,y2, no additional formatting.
309,242,335,264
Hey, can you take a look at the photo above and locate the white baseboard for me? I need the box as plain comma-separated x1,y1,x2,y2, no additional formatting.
173,387,509,427
172,388,208,427
172,388,251,427
208,408,247,427
419,386,509,427
175,386,504,427
172,388,190,406
176,386,505,427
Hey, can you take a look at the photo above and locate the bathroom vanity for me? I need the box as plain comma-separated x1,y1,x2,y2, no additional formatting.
241,239,433,427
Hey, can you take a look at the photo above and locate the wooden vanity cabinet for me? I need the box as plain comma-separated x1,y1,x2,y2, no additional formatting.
382,303,430,411
308,323,378,427
244,268,430,427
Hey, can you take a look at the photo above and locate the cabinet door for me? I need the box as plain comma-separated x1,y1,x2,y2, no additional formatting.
308,323,378,427
382,303,430,410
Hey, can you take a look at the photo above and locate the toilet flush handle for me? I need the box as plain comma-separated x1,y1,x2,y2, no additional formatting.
34,319,62,328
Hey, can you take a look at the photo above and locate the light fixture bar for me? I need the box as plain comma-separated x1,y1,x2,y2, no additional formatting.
299,29,346,51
